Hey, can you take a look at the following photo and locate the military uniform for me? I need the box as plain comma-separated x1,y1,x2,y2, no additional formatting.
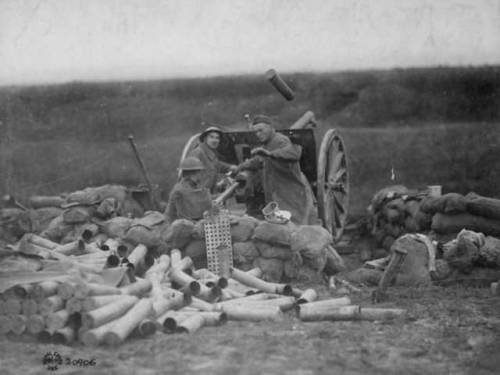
164,178,212,224
240,132,319,225
188,143,232,193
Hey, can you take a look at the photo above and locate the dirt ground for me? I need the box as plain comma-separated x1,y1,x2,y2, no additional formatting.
1,260,500,375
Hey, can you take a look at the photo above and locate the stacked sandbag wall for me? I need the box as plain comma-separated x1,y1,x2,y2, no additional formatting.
368,185,433,254
358,187,500,287
369,186,500,249
1,184,346,284
0,185,146,244
0,185,166,266
178,216,345,283
425,192,500,238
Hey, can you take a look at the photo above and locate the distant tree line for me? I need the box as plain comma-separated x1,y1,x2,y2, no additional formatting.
0,66,499,142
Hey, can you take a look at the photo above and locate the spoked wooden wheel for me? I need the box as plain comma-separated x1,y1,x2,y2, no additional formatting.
178,133,201,179
317,129,349,241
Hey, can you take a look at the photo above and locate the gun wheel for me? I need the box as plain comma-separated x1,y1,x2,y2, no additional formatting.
317,128,349,242
178,133,201,179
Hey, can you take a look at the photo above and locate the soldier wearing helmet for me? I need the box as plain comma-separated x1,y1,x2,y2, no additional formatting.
164,156,212,224
188,125,238,193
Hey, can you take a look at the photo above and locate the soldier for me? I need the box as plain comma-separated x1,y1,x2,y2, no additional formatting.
238,115,319,225
188,126,238,193
164,156,212,224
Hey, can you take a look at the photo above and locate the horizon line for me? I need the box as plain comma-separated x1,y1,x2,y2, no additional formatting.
1,62,499,89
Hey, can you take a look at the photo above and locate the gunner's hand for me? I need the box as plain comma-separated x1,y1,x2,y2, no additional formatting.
251,147,271,157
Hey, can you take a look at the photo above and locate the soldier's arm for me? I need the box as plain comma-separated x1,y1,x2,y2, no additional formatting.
217,159,235,173
269,137,302,161
238,156,263,171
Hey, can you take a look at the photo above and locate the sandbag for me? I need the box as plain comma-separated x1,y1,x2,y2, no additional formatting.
392,235,432,286
386,198,405,212
65,184,128,205
383,223,402,238
63,205,96,224
131,211,165,228
290,225,332,257
441,239,457,257
60,223,99,244
290,225,331,273
99,216,133,238
324,245,346,275
342,267,382,286
234,261,255,272
65,187,100,205
184,240,207,268
419,196,442,214
6,208,63,238
431,212,500,237
437,193,467,214
253,257,284,283
294,264,324,284
404,217,418,233
283,254,302,280
28,195,65,209
0,208,25,241
3,208,61,238
374,226,387,245
32,207,64,233
442,229,484,273
253,221,297,246
383,207,403,224
431,259,455,281
254,240,294,261
466,193,500,221
0,208,23,222
232,241,259,264
94,184,128,202
124,225,163,248
302,248,327,272
162,219,195,250
191,219,206,240
404,200,420,217
96,198,119,219
415,211,432,231
124,211,166,247
155,242,170,256
230,216,257,242
118,196,145,218
231,214,259,226
41,215,73,243
479,236,500,267
370,185,409,212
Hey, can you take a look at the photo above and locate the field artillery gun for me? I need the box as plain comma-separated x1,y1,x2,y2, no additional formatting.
179,110,350,241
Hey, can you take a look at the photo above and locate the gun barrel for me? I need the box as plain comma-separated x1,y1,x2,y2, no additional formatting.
265,69,295,101
214,182,240,206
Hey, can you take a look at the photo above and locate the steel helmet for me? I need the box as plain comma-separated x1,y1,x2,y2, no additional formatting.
179,156,205,171
199,126,223,142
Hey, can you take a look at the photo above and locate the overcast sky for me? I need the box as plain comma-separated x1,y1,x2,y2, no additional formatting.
1,0,499,86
